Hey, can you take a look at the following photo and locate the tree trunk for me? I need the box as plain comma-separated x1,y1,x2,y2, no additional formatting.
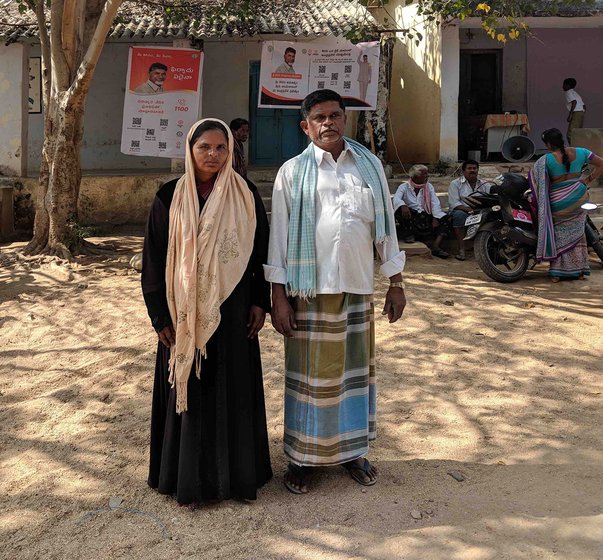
21,0,123,258
25,151,50,255
24,93,83,257
46,93,82,253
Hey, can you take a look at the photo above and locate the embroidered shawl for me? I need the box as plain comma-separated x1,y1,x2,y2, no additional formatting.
166,118,256,412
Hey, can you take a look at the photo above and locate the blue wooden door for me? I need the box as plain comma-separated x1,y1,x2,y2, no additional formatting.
249,62,307,166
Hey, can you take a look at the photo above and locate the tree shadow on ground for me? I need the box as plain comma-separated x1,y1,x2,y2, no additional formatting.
1,245,602,559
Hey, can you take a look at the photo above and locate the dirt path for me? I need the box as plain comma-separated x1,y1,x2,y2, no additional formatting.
1,237,602,560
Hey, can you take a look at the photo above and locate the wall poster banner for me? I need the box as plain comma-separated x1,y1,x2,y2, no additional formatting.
120,46,203,158
259,40,380,110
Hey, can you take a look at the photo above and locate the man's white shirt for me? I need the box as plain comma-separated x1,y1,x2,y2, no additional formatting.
448,176,491,211
392,181,446,219
264,142,405,295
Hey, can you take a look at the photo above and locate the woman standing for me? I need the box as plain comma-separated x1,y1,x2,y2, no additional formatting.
530,128,603,281
142,119,272,505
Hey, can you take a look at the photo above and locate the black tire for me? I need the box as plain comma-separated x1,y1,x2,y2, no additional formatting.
474,229,529,283
591,241,603,265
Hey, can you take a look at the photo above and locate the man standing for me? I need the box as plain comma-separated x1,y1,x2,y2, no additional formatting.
357,52,372,101
134,62,168,95
275,47,297,74
265,89,407,494
229,118,250,177
447,160,491,260
563,77,586,145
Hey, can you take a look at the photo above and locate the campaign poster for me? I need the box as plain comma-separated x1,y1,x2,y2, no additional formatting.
259,41,379,110
120,46,203,158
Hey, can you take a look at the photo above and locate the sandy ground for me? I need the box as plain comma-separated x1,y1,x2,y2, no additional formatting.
1,235,602,560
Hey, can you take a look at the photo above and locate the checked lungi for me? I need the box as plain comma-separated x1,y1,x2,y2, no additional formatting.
284,293,376,467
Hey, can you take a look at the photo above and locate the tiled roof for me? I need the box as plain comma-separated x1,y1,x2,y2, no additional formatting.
0,0,381,42
483,0,603,17
537,0,603,16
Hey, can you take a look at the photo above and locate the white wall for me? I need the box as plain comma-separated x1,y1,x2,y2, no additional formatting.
374,2,443,162
202,40,262,123
439,26,460,161
0,43,28,176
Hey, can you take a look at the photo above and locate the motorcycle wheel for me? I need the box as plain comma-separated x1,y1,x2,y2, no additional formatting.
474,229,530,283
590,240,603,265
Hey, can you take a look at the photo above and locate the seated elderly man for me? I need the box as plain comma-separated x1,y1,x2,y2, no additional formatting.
393,164,450,259
448,159,491,260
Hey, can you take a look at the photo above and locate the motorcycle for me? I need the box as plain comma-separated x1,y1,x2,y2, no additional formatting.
462,174,603,283
582,202,603,263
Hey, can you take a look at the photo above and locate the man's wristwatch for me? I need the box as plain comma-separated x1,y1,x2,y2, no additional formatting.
389,281,405,289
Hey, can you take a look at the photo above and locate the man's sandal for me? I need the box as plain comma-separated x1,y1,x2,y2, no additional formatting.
283,462,309,495
342,458,377,487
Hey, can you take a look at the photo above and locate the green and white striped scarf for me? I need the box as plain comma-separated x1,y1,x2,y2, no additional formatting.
286,138,393,299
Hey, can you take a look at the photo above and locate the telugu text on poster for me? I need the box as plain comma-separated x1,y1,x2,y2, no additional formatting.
259,41,379,110
120,46,203,158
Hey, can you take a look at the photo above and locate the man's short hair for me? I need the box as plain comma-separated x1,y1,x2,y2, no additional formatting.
285,47,296,55
301,89,345,119
149,62,168,73
409,164,428,179
229,118,249,131
563,77,577,89
462,159,479,171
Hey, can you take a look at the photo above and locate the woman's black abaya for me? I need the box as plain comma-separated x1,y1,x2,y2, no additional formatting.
142,178,273,504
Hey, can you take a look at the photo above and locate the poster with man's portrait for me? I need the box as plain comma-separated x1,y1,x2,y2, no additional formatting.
259,40,380,110
121,46,203,158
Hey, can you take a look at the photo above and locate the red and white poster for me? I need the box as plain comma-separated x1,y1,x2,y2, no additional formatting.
120,46,203,158
259,40,379,110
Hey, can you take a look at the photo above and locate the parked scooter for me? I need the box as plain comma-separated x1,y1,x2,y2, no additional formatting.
462,174,603,283
582,202,603,263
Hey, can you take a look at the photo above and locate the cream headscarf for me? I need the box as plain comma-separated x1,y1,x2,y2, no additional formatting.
166,118,256,413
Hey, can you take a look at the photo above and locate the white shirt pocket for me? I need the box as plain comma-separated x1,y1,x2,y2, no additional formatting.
348,176,374,223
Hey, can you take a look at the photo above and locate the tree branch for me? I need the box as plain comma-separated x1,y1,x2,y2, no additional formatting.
50,0,70,91
69,0,123,102
34,0,51,106
61,0,80,75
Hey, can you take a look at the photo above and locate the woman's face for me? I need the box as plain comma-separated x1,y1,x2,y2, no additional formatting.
191,128,229,181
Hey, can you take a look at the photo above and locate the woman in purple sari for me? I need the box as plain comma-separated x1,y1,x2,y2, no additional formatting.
529,128,603,281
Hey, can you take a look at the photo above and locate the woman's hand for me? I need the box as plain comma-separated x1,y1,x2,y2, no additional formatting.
157,325,176,348
247,305,266,338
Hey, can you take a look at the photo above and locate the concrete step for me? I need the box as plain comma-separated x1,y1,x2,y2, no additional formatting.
398,240,432,256
248,168,279,183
